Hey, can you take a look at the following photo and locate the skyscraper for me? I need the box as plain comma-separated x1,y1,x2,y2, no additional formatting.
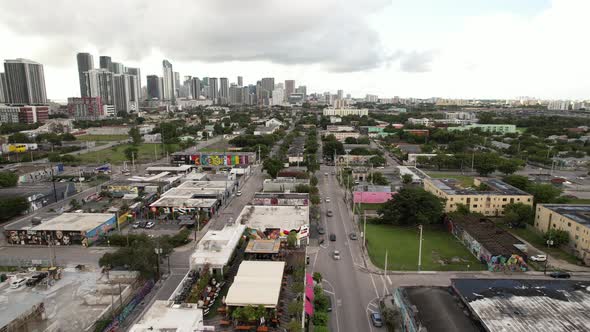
162,60,175,101
76,53,94,97
113,74,138,113
237,76,243,87
191,77,201,99
0,72,7,103
261,77,275,98
208,77,218,103
296,85,307,98
126,67,142,98
3,58,47,105
219,77,229,104
111,62,125,74
174,72,180,97
285,80,295,101
272,88,284,106
99,56,112,71
146,75,162,100
229,83,241,105
85,69,114,105
241,86,250,105
337,89,344,100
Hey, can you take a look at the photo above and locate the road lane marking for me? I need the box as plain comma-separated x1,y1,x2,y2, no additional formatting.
323,289,335,295
322,279,340,332
387,275,393,285
369,273,380,298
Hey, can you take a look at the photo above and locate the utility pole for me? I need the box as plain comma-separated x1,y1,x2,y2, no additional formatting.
384,249,388,273
418,224,423,272
363,212,367,250
471,152,475,172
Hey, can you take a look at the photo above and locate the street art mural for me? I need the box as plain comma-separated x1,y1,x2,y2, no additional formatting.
247,224,310,240
189,154,250,166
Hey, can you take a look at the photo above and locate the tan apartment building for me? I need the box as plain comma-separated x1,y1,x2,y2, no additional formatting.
423,177,533,216
534,204,590,263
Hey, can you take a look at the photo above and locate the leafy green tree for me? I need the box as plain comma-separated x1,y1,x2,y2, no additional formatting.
344,137,357,144
322,139,345,159
502,175,530,190
368,172,389,185
124,146,139,161
504,203,534,227
129,127,143,145
0,172,18,187
287,232,298,248
0,197,30,221
294,184,310,193
401,174,413,185
8,132,30,143
377,188,444,225
497,159,521,175
312,312,329,326
312,272,322,283
528,183,562,204
369,155,386,167
310,194,320,205
473,153,501,176
263,158,283,178
285,319,302,332
310,175,318,187
543,229,569,246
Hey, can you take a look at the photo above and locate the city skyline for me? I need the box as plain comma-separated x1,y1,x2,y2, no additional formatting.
0,1,589,100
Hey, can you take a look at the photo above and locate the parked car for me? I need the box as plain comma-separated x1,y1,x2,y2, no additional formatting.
333,250,341,260
145,221,155,229
132,222,141,229
327,210,333,217
138,221,147,228
318,226,326,235
329,233,336,241
26,272,47,287
325,197,331,203
236,191,242,196
549,271,571,279
349,233,358,240
10,278,27,289
326,295,333,312
324,172,328,177
370,312,384,327
530,254,547,262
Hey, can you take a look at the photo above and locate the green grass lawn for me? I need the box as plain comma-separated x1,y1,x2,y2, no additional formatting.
77,143,180,165
497,224,580,265
365,224,485,271
427,172,474,187
357,203,384,212
567,198,590,204
76,134,129,141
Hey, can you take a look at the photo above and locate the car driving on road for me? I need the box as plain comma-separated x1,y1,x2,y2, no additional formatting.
145,221,155,229
329,233,336,241
549,271,571,279
318,226,326,235
349,233,358,240
326,210,333,217
333,250,341,260
325,197,331,203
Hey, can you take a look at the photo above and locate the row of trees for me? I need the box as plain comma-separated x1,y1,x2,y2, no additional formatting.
415,152,523,176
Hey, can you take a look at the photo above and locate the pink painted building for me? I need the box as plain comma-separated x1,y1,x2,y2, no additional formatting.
353,185,396,204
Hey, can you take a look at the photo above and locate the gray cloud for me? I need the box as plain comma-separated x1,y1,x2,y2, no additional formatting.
399,50,437,73
0,0,391,72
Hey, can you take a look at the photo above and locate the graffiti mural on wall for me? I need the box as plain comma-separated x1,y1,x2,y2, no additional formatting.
102,280,154,332
190,154,249,166
485,254,528,272
7,230,84,246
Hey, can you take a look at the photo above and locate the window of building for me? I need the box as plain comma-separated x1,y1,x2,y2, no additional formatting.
473,204,478,208
568,222,571,227
502,198,507,202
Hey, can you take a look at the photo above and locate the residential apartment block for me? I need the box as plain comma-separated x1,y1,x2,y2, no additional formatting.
534,204,590,263
322,107,369,117
447,124,517,134
423,177,532,216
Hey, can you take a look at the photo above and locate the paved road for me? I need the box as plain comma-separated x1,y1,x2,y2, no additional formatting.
312,165,389,332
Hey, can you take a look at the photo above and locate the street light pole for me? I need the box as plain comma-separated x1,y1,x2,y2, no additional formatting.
418,224,423,272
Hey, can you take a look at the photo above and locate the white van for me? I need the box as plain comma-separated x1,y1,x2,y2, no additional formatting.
10,278,27,289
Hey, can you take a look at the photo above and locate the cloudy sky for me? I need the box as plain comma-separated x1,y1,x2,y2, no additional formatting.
0,0,588,101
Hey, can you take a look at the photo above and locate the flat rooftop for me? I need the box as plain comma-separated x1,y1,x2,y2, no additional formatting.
236,205,309,231
177,180,233,190
145,165,195,172
403,287,480,332
540,204,590,227
449,215,526,257
353,184,391,192
263,177,309,184
452,278,590,332
30,213,115,232
225,261,285,308
427,177,530,196
245,239,281,254
190,223,246,269
172,148,255,156
130,300,203,332
150,197,218,208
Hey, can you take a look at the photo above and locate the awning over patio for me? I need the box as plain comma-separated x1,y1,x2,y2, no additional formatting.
305,299,314,316
306,273,314,287
305,286,314,302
